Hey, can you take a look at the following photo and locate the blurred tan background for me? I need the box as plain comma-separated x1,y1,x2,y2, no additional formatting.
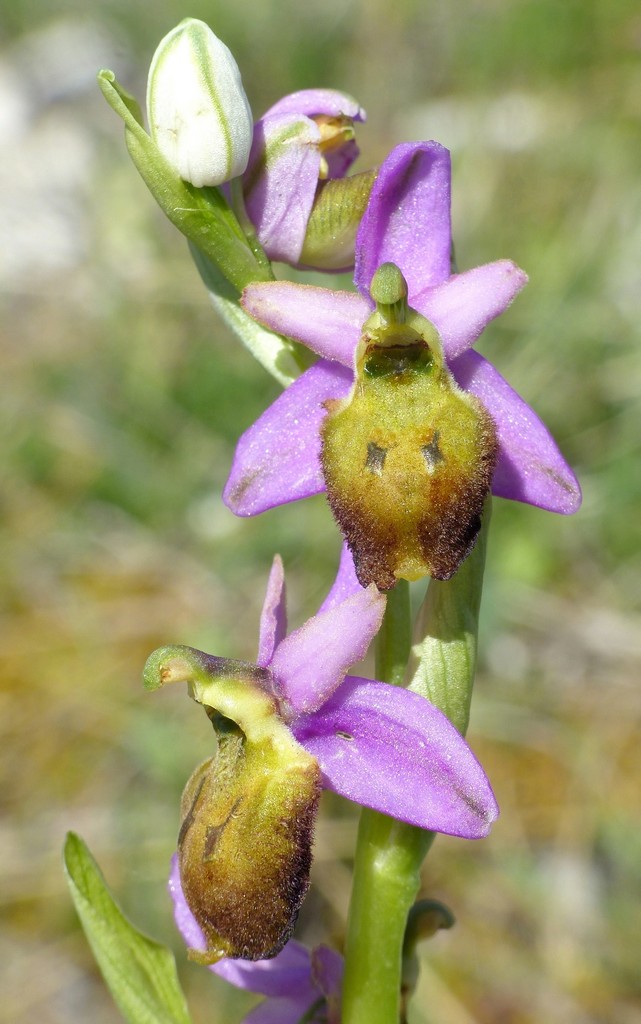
2,0,640,1021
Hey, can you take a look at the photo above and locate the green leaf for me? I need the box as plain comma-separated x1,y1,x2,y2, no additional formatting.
63,832,193,1024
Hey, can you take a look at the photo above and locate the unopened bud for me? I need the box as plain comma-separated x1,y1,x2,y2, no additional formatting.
243,90,367,268
146,18,253,187
401,900,455,1018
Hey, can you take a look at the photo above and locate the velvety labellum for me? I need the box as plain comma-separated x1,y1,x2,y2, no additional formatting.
321,321,498,590
178,716,321,963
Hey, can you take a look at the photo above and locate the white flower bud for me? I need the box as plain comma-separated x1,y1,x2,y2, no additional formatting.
146,18,253,188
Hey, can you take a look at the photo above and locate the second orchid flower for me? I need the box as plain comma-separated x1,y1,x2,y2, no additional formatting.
145,555,498,963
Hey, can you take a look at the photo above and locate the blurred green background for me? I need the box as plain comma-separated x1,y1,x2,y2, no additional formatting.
2,0,640,1021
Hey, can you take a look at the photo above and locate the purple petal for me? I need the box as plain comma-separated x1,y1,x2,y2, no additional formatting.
292,678,499,838
215,945,316,1000
168,853,206,952
355,142,451,299
418,261,528,360
311,945,343,1001
243,994,318,1024
244,115,321,264
271,588,386,715
451,350,582,514
323,136,361,180
257,555,287,667
242,282,367,366
223,361,352,516
263,89,366,124
317,543,365,614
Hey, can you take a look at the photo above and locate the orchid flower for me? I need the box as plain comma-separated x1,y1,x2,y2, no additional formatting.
224,142,581,586
207,553,497,837
170,854,342,1024
242,89,368,269
146,554,498,961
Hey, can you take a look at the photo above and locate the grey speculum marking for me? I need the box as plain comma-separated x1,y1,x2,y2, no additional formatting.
422,431,444,473
365,441,387,475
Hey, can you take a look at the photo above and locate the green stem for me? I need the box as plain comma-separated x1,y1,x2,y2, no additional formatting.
342,811,434,1024
342,582,429,1024
342,504,491,1024
375,578,411,686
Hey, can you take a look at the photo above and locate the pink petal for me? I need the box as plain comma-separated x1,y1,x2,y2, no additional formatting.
355,142,452,299
241,282,367,366
317,543,364,614
292,678,499,839
271,588,386,715
452,349,582,514
223,360,351,516
418,261,529,360
257,555,287,667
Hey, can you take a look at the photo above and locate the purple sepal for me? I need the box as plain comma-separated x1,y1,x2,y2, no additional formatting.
292,676,499,839
257,555,287,667
452,349,582,514
242,995,318,1024
355,142,452,299
169,855,317,998
263,88,365,125
244,115,322,264
223,360,352,516
311,944,343,1001
271,586,385,714
242,89,366,264
262,89,365,179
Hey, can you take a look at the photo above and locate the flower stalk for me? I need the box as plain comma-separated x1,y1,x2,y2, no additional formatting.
342,506,491,1024
342,581,432,1024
